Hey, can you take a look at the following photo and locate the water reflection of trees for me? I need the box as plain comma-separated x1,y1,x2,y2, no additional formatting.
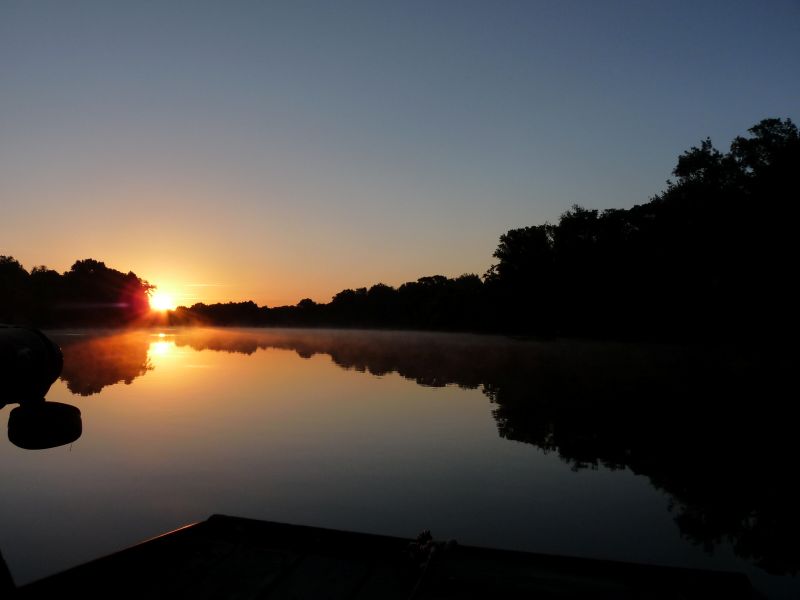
56,328,797,574
55,332,152,396
172,329,797,575
485,348,798,576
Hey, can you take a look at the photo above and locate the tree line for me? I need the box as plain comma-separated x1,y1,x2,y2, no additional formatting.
0,258,152,327
3,117,797,339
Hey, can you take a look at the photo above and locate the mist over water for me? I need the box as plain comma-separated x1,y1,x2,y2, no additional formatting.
0,328,795,597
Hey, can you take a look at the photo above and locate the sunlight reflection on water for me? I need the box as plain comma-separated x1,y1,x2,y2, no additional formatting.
0,328,795,598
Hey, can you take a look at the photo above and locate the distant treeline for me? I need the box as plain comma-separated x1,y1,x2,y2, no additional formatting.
171,117,799,339
3,117,797,338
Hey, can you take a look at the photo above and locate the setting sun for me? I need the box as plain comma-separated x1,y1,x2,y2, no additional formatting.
149,292,176,311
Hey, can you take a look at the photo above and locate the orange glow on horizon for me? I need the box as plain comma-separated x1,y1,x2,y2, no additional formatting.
149,292,177,311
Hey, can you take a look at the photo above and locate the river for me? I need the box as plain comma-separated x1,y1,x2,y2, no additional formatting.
0,328,795,597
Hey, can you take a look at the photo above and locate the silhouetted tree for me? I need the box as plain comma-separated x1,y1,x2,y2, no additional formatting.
0,256,32,324
61,259,153,325
0,257,153,326
483,118,798,339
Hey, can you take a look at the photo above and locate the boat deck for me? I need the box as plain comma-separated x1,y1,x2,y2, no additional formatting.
15,514,754,599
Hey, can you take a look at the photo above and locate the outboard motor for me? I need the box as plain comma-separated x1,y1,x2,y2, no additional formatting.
0,325,81,449
0,324,64,405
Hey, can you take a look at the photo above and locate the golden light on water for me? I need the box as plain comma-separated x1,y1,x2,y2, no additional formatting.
149,340,173,357
149,292,176,311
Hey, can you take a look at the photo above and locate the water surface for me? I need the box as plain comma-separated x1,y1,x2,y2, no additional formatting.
0,328,795,597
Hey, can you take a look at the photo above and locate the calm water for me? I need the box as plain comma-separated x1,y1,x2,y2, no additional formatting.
0,328,796,597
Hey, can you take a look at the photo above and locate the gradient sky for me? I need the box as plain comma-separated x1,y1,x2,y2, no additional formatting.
2,1,798,307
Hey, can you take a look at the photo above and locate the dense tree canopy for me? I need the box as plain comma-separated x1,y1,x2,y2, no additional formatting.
0,258,153,326
481,117,798,338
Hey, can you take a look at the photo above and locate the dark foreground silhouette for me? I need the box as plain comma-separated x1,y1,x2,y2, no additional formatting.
6,400,82,450
2,117,797,340
46,327,799,576
0,326,81,450
17,515,753,599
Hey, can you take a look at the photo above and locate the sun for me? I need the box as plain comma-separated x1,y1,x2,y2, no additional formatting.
149,291,176,311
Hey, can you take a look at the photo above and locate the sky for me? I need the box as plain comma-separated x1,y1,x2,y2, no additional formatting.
2,0,798,307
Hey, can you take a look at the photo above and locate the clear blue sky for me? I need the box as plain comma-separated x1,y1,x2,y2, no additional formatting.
2,1,798,305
